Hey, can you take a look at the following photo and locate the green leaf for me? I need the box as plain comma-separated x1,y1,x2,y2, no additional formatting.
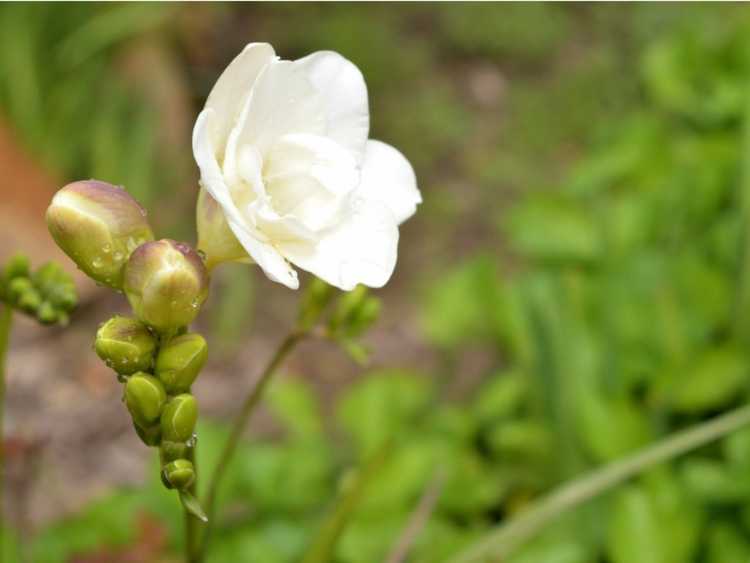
606,485,663,563
267,377,323,440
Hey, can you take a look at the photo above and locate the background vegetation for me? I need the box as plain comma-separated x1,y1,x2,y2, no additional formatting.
3,3,750,562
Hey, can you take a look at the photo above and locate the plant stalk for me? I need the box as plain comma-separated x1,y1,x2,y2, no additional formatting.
184,445,199,563
450,403,750,563
197,330,306,560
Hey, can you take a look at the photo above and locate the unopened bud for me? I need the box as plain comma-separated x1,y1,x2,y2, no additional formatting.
46,180,154,289
160,394,198,443
329,285,381,338
95,316,157,375
125,373,167,429
37,302,58,325
123,240,209,332
155,333,207,393
134,421,161,446
298,278,335,329
196,188,247,270
4,254,30,281
162,459,195,490
160,440,189,463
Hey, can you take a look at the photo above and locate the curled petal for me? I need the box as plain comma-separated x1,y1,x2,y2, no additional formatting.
357,140,421,225
278,196,398,291
294,51,370,163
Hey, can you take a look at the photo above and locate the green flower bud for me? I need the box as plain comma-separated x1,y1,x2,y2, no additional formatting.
160,440,189,463
329,285,381,338
8,277,33,303
95,316,157,375
123,240,209,332
196,188,247,271
155,333,207,393
17,288,42,314
162,459,195,490
46,180,154,289
160,394,198,443
4,254,30,281
37,301,58,325
125,373,167,429
298,278,335,330
134,421,161,446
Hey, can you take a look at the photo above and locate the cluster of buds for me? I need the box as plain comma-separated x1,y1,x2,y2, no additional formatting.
0,254,77,325
47,180,210,515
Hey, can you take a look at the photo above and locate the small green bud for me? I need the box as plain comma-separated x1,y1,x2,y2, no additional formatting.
17,288,42,313
123,239,209,332
4,254,30,280
329,285,381,338
37,301,58,324
162,459,195,490
134,421,161,446
160,440,189,463
298,278,335,329
8,277,33,303
95,316,157,375
125,373,167,429
46,180,154,289
160,394,198,442
155,333,207,393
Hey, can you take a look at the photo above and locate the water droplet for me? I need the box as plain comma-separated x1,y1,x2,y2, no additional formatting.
114,251,124,262
92,257,103,269
102,244,111,254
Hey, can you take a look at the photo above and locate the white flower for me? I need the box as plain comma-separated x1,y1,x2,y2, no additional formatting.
193,43,421,290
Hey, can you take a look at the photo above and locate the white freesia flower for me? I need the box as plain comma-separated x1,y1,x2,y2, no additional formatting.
193,43,421,290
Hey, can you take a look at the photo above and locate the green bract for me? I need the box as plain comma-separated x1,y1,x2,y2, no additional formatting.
46,180,154,289
155,333,208,393
95,316,157,375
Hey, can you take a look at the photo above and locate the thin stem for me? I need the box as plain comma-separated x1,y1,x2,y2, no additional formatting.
449,403,750,563
0,304,13,561
197,330,306,560
301,440,392,563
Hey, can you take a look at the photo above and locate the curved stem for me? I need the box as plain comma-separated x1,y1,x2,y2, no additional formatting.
0,305,13,545
197,330,306,560
450,403,750,563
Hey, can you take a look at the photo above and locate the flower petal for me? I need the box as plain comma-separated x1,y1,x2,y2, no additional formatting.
193,108,299,288
295,51,370,163
357,140,421,225
263,133,359,231
278,196,398,291
205,43,276,155
235,60,325,155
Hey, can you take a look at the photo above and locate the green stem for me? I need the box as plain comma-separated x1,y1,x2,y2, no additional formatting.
197,330,306,560
301,440,392,563
449,403,750,563
0,304,12,561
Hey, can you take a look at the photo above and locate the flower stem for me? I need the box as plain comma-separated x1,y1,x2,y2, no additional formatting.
197,330,306,560
449,403,750,563
0,304,13,551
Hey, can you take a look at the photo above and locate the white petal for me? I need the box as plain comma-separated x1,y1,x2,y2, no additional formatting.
263,133,359,231
205,43,276,155
295,51,370,163
357,140,421,225
235,60,325,154
193,109,299,289
278,196,398,291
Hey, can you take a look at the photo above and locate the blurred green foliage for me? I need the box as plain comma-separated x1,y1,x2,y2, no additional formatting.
5,3,750,563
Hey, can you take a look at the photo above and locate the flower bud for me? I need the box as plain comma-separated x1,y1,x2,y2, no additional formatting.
160,440,189,463
329,285,381,338
155,333,208,393
160,393,198,443
134,421,162,446
123,239,209,332
95,316,157,375
46,180,154,289
162,459,195,490
4,254,30,281
125,373,167,429
37,301,58,325
196,188,247,270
